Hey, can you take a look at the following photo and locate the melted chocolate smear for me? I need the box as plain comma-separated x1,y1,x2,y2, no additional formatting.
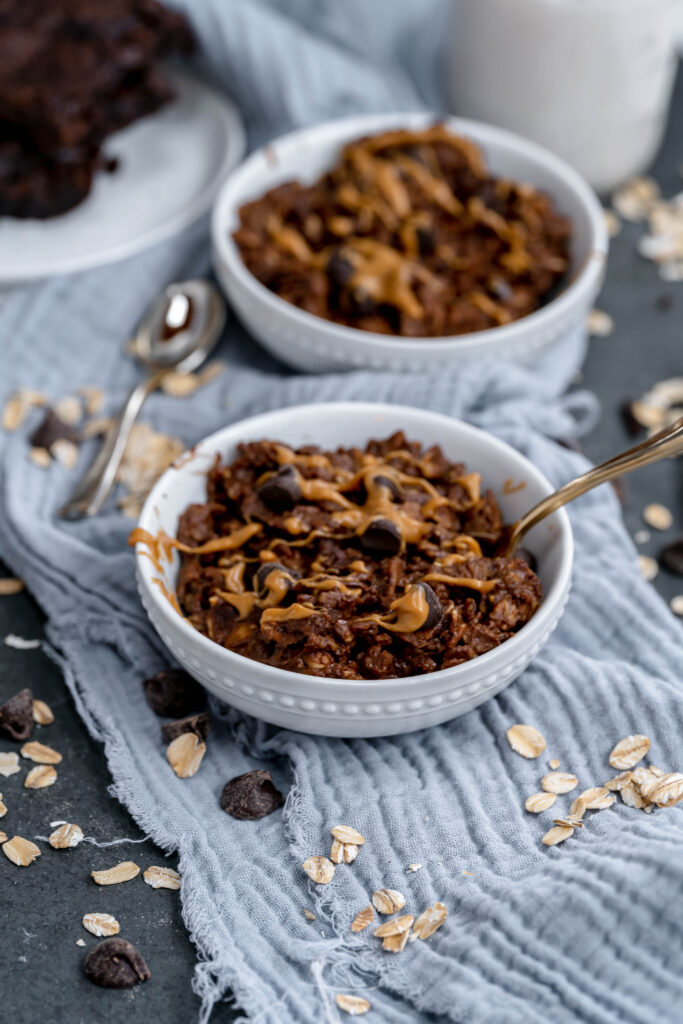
255,562,297,594
416,581,442,630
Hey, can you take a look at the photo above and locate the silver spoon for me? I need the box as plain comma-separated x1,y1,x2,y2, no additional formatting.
60,279,226,520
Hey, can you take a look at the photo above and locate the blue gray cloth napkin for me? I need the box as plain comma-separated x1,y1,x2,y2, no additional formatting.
1,3,682,1022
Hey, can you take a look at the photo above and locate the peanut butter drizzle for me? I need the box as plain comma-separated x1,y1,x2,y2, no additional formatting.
221,562,246,593
283,516,305,534
226,621,256,646
502,477,527,495
151,576,182,615
331,465,431,547
422,573,498,594
296,574,362,596
342,238,426,319
260,568,295,608
266,214,313,262
259,549,278,562
299,478,354,507
344,125,487,178
467,291,512,326
444,535,483,556
129,523,262,561
260,603,315,625
271,444,334,472
359,584,430,633
395,153,462,216
213,590,257,619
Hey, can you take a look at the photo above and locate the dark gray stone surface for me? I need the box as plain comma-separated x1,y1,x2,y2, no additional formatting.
1,67,681,1024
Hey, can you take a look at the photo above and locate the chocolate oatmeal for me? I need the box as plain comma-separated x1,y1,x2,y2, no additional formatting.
233,126,571,338
171,432,542,679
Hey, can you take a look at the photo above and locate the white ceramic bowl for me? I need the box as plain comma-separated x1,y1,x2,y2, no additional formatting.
211,112,608,373
135,403,573,737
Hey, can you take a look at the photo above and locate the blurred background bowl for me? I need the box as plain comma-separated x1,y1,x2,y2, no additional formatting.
211,111,608,373
135,402,573,737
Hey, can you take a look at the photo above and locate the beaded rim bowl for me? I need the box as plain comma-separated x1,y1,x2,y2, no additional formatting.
211,111,607,373
134,403,573,737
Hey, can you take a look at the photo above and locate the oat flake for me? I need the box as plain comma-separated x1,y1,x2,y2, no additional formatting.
0,577,25,596
302,856,335,885
350,906,374,932
524,792,557,814
21,740,62,764
143,865,181,890
373,914,414,938
330,825,365,846
2,835,41,866
541,824,574,847
82,913,120,937
335,994,370,1015
541,771,578,795
609,735,650,770
0,752,20,777
24,765,57,789
548,759,560,770
506,724,546,759
49,823,84,849
91,861,140,885
643,503,673,531
411,902,448,941
167,732,206,778
32,700,54,725
651,773,683,807
382,930,410,953
372,888,405,914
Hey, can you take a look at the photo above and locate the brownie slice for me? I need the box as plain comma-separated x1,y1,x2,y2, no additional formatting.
0,0,194,219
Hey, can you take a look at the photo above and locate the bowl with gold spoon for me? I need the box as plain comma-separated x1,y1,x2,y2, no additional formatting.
132,403,681,737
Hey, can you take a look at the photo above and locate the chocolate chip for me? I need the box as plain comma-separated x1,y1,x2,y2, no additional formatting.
660,537,683,576
515,547,538,573
84,939,151,989
415,582,442,630
360,518,402,557
255,562,297,594
416,225,435,256
258,466,302,511
327,250,354,285
29,409,79,450
219,769,285,820
142,669,205,718
0,687,34,741
161,712,212,744
371,474,401,499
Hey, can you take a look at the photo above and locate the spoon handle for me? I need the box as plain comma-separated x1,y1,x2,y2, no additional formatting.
504,416,683,555
59,369,167,520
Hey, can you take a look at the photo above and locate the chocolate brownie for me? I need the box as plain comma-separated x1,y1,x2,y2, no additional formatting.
234,126,571,338
164,432,542,680
0,0,194,218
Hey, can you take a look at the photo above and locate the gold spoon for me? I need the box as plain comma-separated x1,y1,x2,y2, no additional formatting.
501,416,683,557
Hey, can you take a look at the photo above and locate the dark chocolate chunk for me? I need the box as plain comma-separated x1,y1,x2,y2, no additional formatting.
415,582,442,630
327,250,354,286
258,466,302,511
219,769,285,820
349,287,376,317
620,400,645,437
660,537,683,576
142,669,205,718
0,687,34,741
29,409,79,450
515,547,538,573
371,474,401,499
84,939,150,989
360,518,402,557
161,712,212,744
255,562,297,595
416,225,435,256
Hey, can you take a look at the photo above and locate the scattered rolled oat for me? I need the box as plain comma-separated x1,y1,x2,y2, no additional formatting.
79,387,105,416
143,865,181,890
32,699,54,726
612,177,659,221
569,796,587,819
303,909,316,922
373,914,414,938
670,595,683,618
302,856,335,885
552,817,584,829
0,794,6,817
406,863,422,873
634,529,650,545
541,771,578,795
76,938,86,946
51,438,79,469
49,823,84,849
651,772,683,807
575,786,613,810
506,724,546,759
330,839,359,864
82,913,120,937
524,792,557,814
411,902,448,941
638,555,659,582
54,396,83,426
2,835,41,866
116,422,184,518
160,372,201,398
335,994,371,1015
166,732,206,779
382,931,410,953
603,209,621,237
0,752,20,777
92,861,141,886
587,309,614,337
541,824,574,847
603,770,634,791
0,577,25,596
21,740,62,764
24,765,57,789
330,825,365,846
2,394,28,431
0,831,7,843
548,758,560,770
620,783,648,809
609,734,650,770
372,889,405,914
643,503,673,531
350,905,374,932
30,446,51,468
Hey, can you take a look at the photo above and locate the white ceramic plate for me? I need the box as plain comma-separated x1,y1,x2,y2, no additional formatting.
0,71,245,284
135,403,573,737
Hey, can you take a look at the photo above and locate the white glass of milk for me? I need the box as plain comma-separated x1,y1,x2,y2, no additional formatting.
447,0,679,194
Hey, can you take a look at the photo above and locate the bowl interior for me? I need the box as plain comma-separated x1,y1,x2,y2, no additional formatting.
137,403,572,684
215,111,603,311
